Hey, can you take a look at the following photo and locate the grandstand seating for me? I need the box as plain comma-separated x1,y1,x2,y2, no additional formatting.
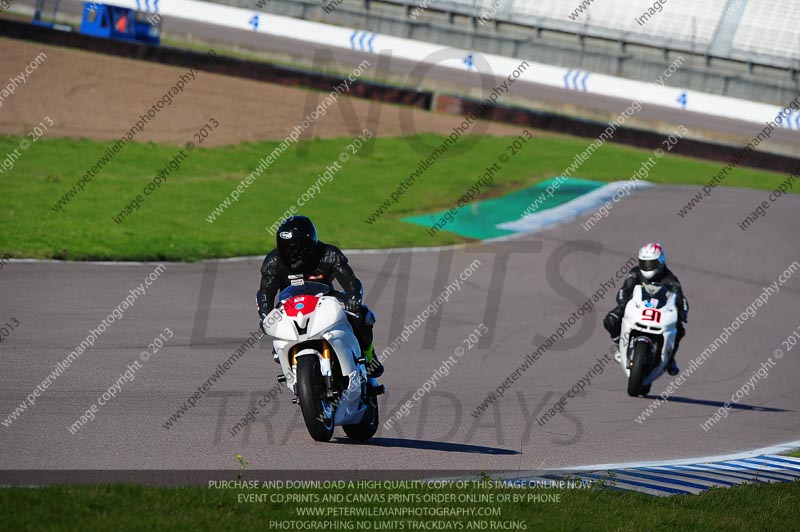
386,0,800,66
394,0,727,46
510,0,727,47
732,0,800,62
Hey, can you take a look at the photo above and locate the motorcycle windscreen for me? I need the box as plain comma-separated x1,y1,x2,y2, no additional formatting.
639,285,675,308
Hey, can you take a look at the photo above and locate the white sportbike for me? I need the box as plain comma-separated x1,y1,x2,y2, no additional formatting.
262,281,383,442
617,284,679,397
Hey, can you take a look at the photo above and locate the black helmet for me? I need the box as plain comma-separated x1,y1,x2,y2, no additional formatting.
276,215,318,271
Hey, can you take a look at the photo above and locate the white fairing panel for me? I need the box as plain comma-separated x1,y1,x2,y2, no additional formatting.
268,295,366,425
307,298,350,338
619,286,679,384
265,308,296,341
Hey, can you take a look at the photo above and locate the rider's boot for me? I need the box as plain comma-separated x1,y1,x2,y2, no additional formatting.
611,336,622,363
364,343,384,378
667,356,679,376
668,325,684,376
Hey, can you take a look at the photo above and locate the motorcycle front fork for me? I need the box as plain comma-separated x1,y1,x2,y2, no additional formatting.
324,375,338,399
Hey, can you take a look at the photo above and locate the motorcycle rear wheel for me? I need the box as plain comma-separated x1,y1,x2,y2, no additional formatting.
296,356,335,442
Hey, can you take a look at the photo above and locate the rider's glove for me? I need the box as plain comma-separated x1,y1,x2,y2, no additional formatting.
259,303,274,333
345,298,362,314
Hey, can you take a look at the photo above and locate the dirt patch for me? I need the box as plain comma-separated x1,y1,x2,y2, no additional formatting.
0,37,524,146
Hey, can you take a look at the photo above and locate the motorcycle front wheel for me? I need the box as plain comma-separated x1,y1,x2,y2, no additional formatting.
296,355,335,442
627,340,651,397
343,394,379,441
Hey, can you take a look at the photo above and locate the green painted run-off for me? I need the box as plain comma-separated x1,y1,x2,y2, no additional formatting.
403,177,605,239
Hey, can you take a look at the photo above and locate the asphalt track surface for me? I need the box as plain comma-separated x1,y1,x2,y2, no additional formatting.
2,3,800,474
2,186,799,471
11,0,800,150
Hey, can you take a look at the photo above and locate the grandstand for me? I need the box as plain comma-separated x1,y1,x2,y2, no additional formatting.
377,0,799,66
732,0,800,63
247,0,800,106
473,0,728,48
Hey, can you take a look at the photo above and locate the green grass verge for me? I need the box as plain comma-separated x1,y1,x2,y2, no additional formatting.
0,480,798,531
0,133,791,261
785,449,800,458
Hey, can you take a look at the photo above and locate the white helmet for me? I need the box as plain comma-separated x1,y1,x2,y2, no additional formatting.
638,243,666,280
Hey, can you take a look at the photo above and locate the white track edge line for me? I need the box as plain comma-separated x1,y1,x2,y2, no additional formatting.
559,439,800,471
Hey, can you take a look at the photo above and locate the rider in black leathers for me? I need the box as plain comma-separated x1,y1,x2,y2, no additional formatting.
603,243,688,376
256,215,383,378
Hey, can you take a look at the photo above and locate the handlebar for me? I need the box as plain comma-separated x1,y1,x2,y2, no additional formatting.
328,289,360,318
